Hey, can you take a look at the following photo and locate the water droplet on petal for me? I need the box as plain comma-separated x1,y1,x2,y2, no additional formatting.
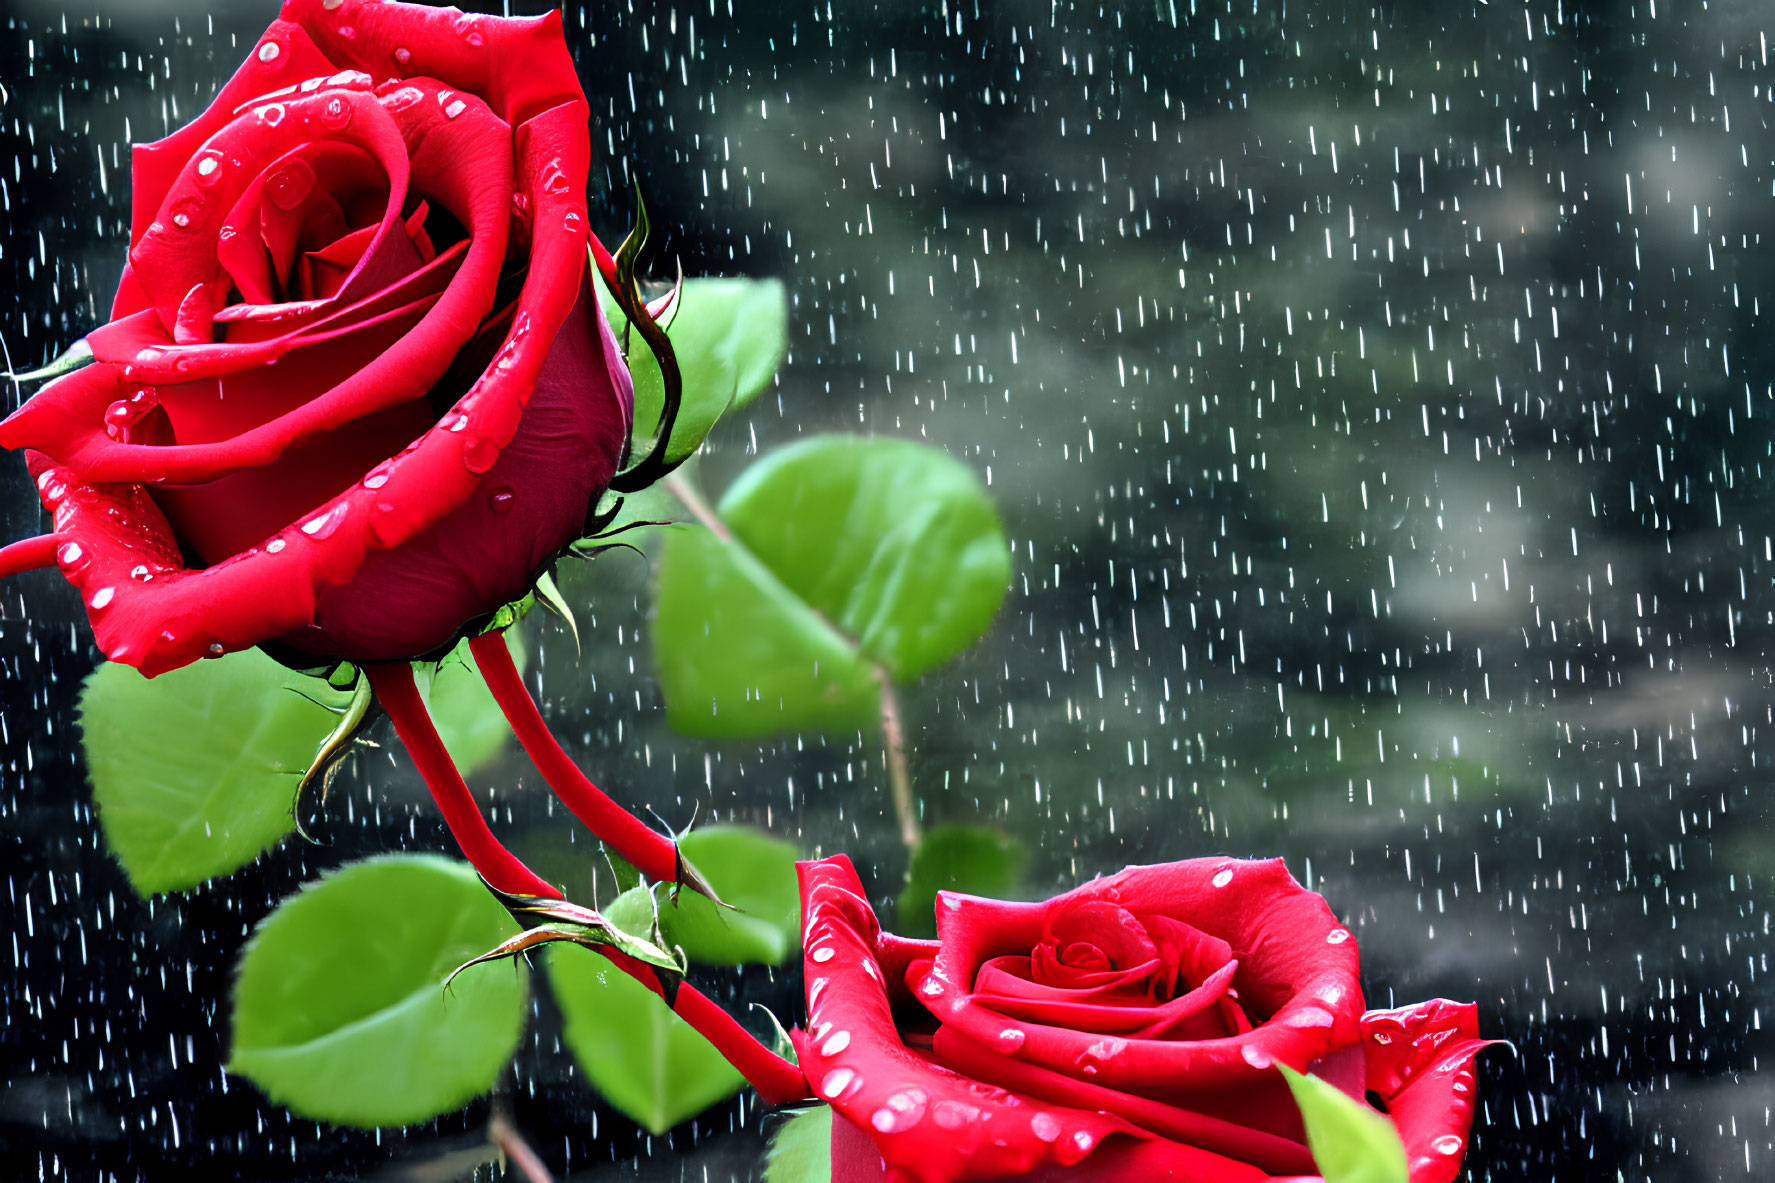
380,86,424,113
265,166,312,211
443,98,467,120
1326,928,1351,944
266,538,287,554
300,504,348,539
128,564,151,582
1031,1113,1062,1143
919,976,943,998
1433,1134,1464,1156
932,1100,976,1131
257,40,282,64
361,461,393,491
257,102,287,127
393,46,412,64
1083,1038,1126,1064
1072,1131,1095,1153
463,436,499,474
811,946,835,964
453,15,485,46
195,152,224,185
207,642,226,658
819,1067,856,1100
487,487,516,514
56,542,83,568
319,95,352,130
1284,1005,1335,1029
1212,868,1234,887
562,209,584,234
870,1088,928,1133
322,0,344,9
994,1027,1026,1051
89,587,115,610
1240,1044,1273,1069
819,1030,851,1056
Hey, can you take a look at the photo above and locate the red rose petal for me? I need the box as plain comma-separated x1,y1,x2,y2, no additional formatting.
925,865,1362,1096
831,1107,1285,1183
130,87,409,342
121,19,338,264
284,0,586,132
1034,900,1160,983
280,269,627,660
1363,1000,1502,1183
970,959,1243,1040
797,857,1149,1183
0,3,602,673
931,1025,1318,1176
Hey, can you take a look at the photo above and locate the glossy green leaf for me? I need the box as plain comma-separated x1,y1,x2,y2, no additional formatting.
654,436,1010,738
764,1106,835,1183
654,524,881,736
547,944,744,1134
600,275,788,465
606,826,801,966
229,855,526,1128
416,630,523,776
895,824,1029,938
79,649,341,894
1279,1064,1410,1183
722,437,1012,680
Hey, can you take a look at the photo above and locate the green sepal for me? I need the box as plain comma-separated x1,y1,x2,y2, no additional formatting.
532,569,579,655
9,337,93,382
451,882,687,1000
291,671,377,841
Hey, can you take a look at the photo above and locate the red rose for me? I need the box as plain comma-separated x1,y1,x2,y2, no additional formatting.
0,0,630,675
796,856,1494,1183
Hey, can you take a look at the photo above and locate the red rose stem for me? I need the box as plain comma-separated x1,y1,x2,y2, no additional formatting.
469,630,679,884
365,661,561,900
596,945,811,1106
0,534,58,579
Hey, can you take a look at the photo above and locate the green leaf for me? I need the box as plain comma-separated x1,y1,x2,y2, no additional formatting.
416,630,523,776
1278,1064,1410,1183
895,824,1028,938
605,826,800,966
765,1106,835,1183
229,855,527,1128
79,649,342,894
654,436,1011,738
600,275,788,465
547,944,744,1134
653,524,881,736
